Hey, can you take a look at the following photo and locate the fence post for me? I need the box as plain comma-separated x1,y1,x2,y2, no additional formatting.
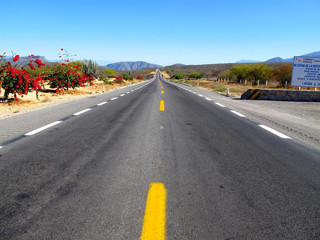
245,79,247,85
251,80,253,85
240,79,242,84
274,81,277,88
285,81,288,89
227,88,229,96
266,80,268,87
257,80,260,87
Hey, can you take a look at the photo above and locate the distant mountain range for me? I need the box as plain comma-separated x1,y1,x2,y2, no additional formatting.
106,61,162,70
3,55,48,65
236,51,320,63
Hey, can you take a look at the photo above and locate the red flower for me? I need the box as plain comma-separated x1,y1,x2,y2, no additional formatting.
61,48,64,51
29,63,35,70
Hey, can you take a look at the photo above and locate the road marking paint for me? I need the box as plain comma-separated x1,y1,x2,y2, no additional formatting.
140,183,166,240
73,108,92,116
126,92,130,94
193,92,197,94
0,146,3,149
198,94,203,97
259,125,291,139
25,121,62,136
97,102,107,106
215,102,226,107
205,97,212,101
120,94,126,97
230,110,246,118
160,100,165,111
111,97,118,101
131,90,134,92
161,90,164,94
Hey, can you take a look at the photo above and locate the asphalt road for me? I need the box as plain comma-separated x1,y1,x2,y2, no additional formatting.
1,71,319,239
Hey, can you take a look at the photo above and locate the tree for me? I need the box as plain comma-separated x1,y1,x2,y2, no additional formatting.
99,68,116,78
230,64,250,81
171,74,183,79
122,73,130,80
273,63,293,86
247,64,272,84
219,69,235,80
188,72,203,79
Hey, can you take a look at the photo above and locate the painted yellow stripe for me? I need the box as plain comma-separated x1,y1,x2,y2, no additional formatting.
140,183,167,240
160,100,165,111
161,90,164,94
250,89,261,99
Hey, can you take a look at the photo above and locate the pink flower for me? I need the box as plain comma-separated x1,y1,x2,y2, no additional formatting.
61,48,64,51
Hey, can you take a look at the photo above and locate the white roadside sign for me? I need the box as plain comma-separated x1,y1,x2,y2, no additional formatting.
291,56,320,87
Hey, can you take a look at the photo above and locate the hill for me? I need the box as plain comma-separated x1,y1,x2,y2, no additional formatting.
237,51,320,63
106,61,162,70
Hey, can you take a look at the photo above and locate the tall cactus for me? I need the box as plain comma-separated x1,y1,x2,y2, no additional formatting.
82,59,98,77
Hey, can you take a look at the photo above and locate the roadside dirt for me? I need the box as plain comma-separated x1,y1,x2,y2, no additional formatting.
0,79,145,119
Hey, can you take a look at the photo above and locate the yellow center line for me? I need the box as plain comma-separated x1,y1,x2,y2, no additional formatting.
161,90,164,94
140,183,167,240
160,100,165,111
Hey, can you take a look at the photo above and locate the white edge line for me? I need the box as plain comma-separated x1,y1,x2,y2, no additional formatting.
0,146,3,149
230,110,246,118
205,97,212,101
120,94,126,97
111,97,118,101
97,102,107,106
259,125,291,139
215,102,226,107
73,108,92,116
25,121,62,136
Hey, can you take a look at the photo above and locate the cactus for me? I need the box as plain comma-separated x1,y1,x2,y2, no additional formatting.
82,59,98,77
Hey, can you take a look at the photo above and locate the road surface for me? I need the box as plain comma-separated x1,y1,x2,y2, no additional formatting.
1,71,319,239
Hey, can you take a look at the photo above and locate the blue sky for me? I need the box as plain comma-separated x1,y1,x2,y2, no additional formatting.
1,0,319,66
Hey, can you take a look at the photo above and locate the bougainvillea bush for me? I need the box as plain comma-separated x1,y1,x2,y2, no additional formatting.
47,62,93,92
113,75,124,84
0,49,94,101
0,53,44,101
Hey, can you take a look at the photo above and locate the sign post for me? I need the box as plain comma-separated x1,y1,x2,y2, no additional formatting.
291,56,320,89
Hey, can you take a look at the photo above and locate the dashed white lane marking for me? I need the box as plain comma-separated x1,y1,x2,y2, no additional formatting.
198,94,203,97
193,92,197,94
259,125,291,139
73,108,92,116
25,121,63,136
131,90,134,92
230,110,246,118
120,94,126,97
0,146,3,149
215,102,226,107
126,92,130,94
111,97,118,101
97,102,107,106
205,97,212,101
